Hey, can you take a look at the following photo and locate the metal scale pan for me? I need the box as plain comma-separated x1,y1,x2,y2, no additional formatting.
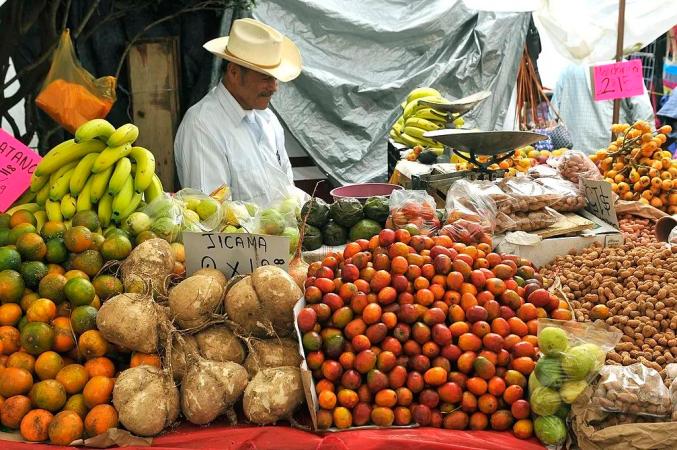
418,91,492,116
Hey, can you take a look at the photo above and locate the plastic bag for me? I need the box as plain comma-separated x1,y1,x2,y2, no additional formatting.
552,150,602,185
495,177,562,215
495,207,562,233
669,364,677,421
528,164,560,179
438,219,492,246
591,363,672,418
35,29,116,133
388,189,440,236
175,188,223,232
137,193,183,243
530,319,622,446
445,180,503,235
535,178,586,213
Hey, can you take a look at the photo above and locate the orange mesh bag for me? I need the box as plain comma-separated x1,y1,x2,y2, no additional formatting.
36,29,116,133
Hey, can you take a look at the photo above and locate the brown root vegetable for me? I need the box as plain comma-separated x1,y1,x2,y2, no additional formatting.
225,266,302,338
243,366,304,425
168,275,223,330
112,365,179,436
96,293,160,353
180,359,248,425
167,334,199,382
193,268,227,289
195,325,245,364
244,338,302,378
121,238,175,298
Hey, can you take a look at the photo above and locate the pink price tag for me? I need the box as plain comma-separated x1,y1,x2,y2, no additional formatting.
0,128,42,213
592,59,645,101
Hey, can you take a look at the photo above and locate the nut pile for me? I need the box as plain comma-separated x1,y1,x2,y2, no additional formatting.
541,242,677,379
618,215,656,244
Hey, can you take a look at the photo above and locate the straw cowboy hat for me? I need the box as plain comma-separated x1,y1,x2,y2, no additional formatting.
203,18,302,82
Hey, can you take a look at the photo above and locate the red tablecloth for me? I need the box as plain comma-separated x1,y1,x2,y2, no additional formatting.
1,424,545,450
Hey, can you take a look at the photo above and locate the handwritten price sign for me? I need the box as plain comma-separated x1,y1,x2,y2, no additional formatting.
0,128,41,213
592,59,645,101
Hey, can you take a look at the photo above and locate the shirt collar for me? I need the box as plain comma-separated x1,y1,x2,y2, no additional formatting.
216,82,258,125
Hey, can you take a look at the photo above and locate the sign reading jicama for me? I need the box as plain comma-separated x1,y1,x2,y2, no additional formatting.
0,128,42,212
183,231,289,278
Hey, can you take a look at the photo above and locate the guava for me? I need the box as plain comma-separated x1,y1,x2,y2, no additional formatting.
258,209,285,235
185,198,201,211
151,217,180,242
223,202,250,226
222,225,239,233
282,226,300,254
529,370,542,394
560,379,588,404
530,387,561,416
278,198,300,216
196,198,219,221
534,415,567,446
148,197,175,219
539,326,569,356
561,345,595,380
576,343,606,372
535,356,564,388
183,209,200,225
125,212,152,235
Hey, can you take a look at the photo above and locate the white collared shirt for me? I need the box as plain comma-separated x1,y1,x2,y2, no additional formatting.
174,82,294,204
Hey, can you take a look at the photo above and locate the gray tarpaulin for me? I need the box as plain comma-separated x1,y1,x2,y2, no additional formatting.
253,1,530,184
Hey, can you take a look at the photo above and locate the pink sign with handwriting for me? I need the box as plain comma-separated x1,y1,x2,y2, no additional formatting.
0,128,41,213
592,59,645,101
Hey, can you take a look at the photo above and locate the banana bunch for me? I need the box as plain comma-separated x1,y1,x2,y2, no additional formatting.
389,87,465,153
29,119,163,226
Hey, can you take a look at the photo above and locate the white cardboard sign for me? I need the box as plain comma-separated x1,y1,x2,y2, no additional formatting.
582,178,619,228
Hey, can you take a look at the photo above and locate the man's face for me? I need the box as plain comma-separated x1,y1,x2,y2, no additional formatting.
227,64,278,110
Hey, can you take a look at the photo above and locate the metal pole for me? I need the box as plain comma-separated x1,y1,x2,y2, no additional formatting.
611,0,626,125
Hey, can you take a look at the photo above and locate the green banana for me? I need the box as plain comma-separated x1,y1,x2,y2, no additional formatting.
107,123,139,148
5,202,41,216
111,176,133,219
60,193,77,219
13,189,36,205
116,192,142,223
45,199,63,222
406,87,442,104
49,168,75,201
108,157,132,195
36,182,50,206
129,146,155,193
29,173,50,193
98,193,113,228
91,143,132,174
34,210,46,233
89,165,114,203
143,173,163,203
74,119,116,143
35,139,106,177
405,117,443,132
76,178,93,212
69,152,100,196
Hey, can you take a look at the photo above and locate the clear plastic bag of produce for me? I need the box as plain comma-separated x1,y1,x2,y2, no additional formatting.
495,177,562,215
495,207,562,234
591,363,672,418
174,188,223,232
535,178,586,213
132,192,183,243
668,364,677,421
530,319,622,446
388,189,440,236
444,180,503,235
528,164,560,179
551,150,602,185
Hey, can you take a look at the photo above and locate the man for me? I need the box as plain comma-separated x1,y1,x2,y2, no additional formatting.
552,63,655,154
175,18,302,204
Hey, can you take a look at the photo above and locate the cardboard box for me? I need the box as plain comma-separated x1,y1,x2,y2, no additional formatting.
495,211,623,268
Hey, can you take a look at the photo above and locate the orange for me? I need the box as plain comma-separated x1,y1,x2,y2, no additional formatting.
130,352,161,369
0,367,34,397
15,233,47,261
19,408,54,442
29,379,67,412
82,376,114,408
0,269,25,304
0,394,32,429
7,351,36,373
0,303,22,326
48,410,84,445
56,364,90,395
26,298,57,323
84,404,118,437
63,226,93,253
84,357,115,378
38,273,67,303
78,330,108,360
34,351,65,380
51,317,75,353
63,393,88,419
20,322,54,355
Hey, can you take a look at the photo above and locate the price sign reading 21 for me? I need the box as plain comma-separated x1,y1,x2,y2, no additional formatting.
592,59,645,102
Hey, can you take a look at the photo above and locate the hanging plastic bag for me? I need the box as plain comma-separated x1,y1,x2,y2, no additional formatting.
36,29,116,133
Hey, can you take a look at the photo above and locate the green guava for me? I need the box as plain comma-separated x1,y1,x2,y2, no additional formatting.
539,326,569,356
258,209,285,235
560,379,588,404
535,356,564,388
530,387,561,416
534,415,567,446
561,345,595,380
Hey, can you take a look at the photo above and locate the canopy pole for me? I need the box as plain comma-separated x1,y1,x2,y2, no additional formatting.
611,0,626,125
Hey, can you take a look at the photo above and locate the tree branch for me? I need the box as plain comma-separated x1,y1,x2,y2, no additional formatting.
72,0,100,39
2,111,20,137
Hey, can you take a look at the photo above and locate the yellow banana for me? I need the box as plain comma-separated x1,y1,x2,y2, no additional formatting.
405,117,443,132
389,129,400,140
107,123,139,147
29,172,50,193
111,176,133,219
398,133,436,149
5,202,41,216
49,168,75,201
49,161,78,186
74,119,116,143
60,193,77,219
91,143,132,173
34,210,46,233
143,173,163,203
36,182,50,206
97,193,113,227
403,96,446,119
406,87,442,104
89,165,114,203
392,121,403,134
76,178,93,212
453,116,465,128
108,157,132,195
129,146,155,193
117,192,142,223
13,189,36,205
45,199,63,222
35,139,106,177
414,108,449,122
403,126,438,141
69,152,100,196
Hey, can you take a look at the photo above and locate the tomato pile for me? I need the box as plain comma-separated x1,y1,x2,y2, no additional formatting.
297,229,571,437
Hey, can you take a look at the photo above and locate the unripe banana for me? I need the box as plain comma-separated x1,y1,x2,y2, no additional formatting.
406,87,442,104
112,176,134,219
35,139,106,177
69,152,100,196
5,203,41,216
34,210,46,233
129,146,155,193
89,165,114,203
29,173,49,193
13,189,36,205
74,119,116,143
405,117,443,132
116,192,142,223
49,168,75,201
106,123,139,147
36,182,50,206
76,178,93,212
143,173,163,203
108,157,132,195
60,193,77,219
45,199,63,222
49,161,78,186
91,143,132,173
97,193,113,228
